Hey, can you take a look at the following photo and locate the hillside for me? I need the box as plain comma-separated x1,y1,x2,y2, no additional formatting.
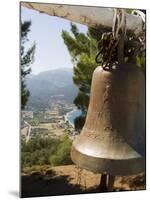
25,68,78,109
21,165,145,198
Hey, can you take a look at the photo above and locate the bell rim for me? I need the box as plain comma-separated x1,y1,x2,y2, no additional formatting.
72,130,143,160
71,145,145,176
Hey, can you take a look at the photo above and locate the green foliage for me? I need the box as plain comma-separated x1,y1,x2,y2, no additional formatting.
21,21,35,109
50,134,72,166
126,9,134,14
27,118,39,126
21,135,72,169
74,115,85,131
62,23,99,130
21,81,30,110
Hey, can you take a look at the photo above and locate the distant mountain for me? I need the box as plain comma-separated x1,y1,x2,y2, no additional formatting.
25,68,78,109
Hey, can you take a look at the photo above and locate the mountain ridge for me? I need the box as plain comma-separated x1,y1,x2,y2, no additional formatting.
26,68,78,109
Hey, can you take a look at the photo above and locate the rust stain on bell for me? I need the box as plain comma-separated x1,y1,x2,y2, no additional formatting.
71,63,145,176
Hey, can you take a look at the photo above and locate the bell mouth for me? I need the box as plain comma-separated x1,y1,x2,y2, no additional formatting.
71,144,145,176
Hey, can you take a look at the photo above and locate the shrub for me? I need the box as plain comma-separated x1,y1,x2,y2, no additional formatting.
21,134,73,170
50,134,73,166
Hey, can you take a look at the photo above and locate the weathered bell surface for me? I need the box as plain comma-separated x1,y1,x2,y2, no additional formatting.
71,63,145,176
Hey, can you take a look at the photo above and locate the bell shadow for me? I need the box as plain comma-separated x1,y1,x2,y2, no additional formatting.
120,173,146,189
21,172,87,198
20,171,146,198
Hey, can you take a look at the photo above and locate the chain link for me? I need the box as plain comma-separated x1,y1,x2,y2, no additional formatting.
95,9,126,69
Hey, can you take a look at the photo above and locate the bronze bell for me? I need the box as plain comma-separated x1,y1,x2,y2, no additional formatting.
71,63,145,176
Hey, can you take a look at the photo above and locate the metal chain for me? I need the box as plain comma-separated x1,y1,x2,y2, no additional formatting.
95,33,119,67
113,9,126,39
95,9,126,69
131,10,145,23
95,9,146,68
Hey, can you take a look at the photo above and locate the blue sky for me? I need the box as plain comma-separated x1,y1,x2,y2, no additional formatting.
21,6,88,74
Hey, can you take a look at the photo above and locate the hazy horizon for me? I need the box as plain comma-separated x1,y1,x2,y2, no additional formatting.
21,6,88,74
29,67,74,76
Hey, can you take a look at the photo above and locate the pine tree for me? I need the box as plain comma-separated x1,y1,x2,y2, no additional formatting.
21,21,36,109
62,23,101,130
